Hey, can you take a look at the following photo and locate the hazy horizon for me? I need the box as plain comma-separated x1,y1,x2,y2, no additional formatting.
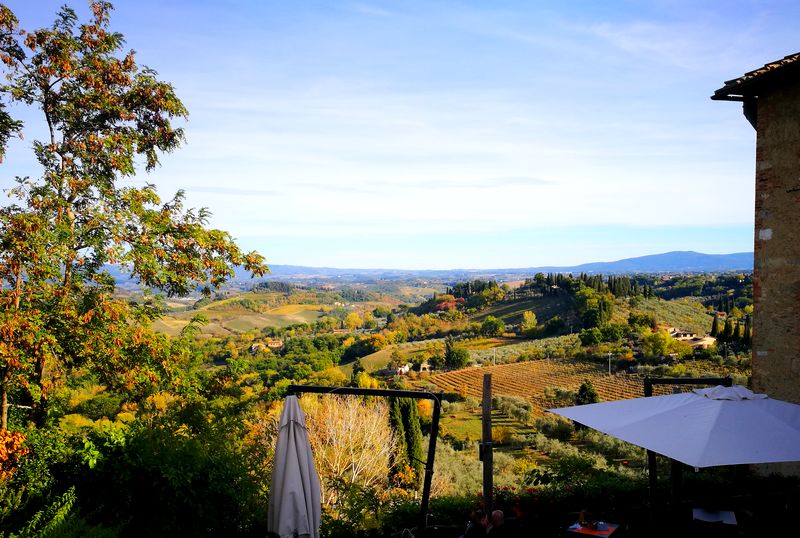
256,249,753,273
3,1,793,269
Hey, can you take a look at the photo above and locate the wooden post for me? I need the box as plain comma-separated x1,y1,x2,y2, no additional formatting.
644,378,657,508
481,374,493,515
419,392,442,537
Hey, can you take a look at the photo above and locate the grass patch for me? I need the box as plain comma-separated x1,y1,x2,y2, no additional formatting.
461,337,509,350
439,409,537,445
612,296,712,335
269,304,330,315
155,302,331,337
339,340,441,375
472,295,573,325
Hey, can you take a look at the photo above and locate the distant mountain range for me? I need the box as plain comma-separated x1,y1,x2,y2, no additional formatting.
527,250,754,275
109,250,753,289
256,251,753,281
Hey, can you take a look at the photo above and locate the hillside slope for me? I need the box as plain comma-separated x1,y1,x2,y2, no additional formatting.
473,295,711,335
425,358,740,417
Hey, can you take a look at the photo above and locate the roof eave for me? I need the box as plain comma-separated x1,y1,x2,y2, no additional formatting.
712,56,800,102
710,93,745,102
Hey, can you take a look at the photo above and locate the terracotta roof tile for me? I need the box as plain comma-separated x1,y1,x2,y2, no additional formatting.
712,52,800,101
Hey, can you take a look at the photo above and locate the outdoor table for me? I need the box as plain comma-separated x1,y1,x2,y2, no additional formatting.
692,508,737,525
566,522,619,536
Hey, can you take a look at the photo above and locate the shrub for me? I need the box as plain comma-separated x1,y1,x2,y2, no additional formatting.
71,415,267,537
492,427,513,445
493,395,533,424
534,416,574,442
74,393,122,421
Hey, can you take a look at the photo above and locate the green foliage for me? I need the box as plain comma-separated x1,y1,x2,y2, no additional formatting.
575,380,600,405
627,311,656,331
398,399,423,488
376,494,478,538
72,393,122,422
387,312,463,341
13,487,76,538
520,310,538,335
0,1,267,429
341,334,390,362
533,415,574,441
722,317,734,340
71,409,267,537
575,287,614,329
578,327,602,346
480,316,505,336
710,312,721,337
469,335,581,364
640,329,670,358
576,430,645,463
350,359,365,379
388,398,408,476
320,481,382,537
600,323,628,342
8,487,114,538
443,336,470,369
493,395,533,424
3,427,70,505
542,315,567,336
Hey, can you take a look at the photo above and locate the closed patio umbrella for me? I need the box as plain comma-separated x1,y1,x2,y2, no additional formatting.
268,395,321,538
548,385,800,468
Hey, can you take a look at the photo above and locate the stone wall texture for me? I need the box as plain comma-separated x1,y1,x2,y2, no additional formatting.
751,82,800,403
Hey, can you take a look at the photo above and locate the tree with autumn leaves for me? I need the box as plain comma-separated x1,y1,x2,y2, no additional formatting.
0,2,267,429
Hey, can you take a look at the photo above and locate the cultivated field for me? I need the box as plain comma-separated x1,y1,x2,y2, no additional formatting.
154,303,332,337
426,359,702,416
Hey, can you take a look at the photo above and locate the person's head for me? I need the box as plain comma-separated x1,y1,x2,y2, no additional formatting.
470,509,488,526
491,510,504,527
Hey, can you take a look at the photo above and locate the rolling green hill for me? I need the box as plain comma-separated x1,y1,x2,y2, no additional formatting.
153,289,397,337
613,296,712,334
472,295,577,326
472,295,712,335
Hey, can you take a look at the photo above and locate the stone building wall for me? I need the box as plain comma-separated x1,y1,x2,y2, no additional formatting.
751,82,800,404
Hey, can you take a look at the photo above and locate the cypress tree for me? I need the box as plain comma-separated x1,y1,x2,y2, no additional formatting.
399,398,424,488
734,320,744,341
743,315,753,345
710,313,720,337
576,380,600,405
723,317,734,341
389,397,408,477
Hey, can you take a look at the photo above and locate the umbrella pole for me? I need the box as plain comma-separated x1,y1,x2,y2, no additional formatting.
645,379,658,511
670,459,683,509
648,449,657,506
642,376,731,523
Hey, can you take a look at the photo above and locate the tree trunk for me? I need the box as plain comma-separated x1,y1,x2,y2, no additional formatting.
31,356,47,428
1,371,8,430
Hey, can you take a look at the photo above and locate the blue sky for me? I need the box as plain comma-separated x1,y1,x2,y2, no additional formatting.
3,1,798,269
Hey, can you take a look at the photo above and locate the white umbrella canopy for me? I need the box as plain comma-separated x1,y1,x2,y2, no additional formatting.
268,395,321,538
548,385,800,468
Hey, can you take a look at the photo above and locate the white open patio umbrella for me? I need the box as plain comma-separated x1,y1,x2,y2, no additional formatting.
548,385,800,468
268,395,321,538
